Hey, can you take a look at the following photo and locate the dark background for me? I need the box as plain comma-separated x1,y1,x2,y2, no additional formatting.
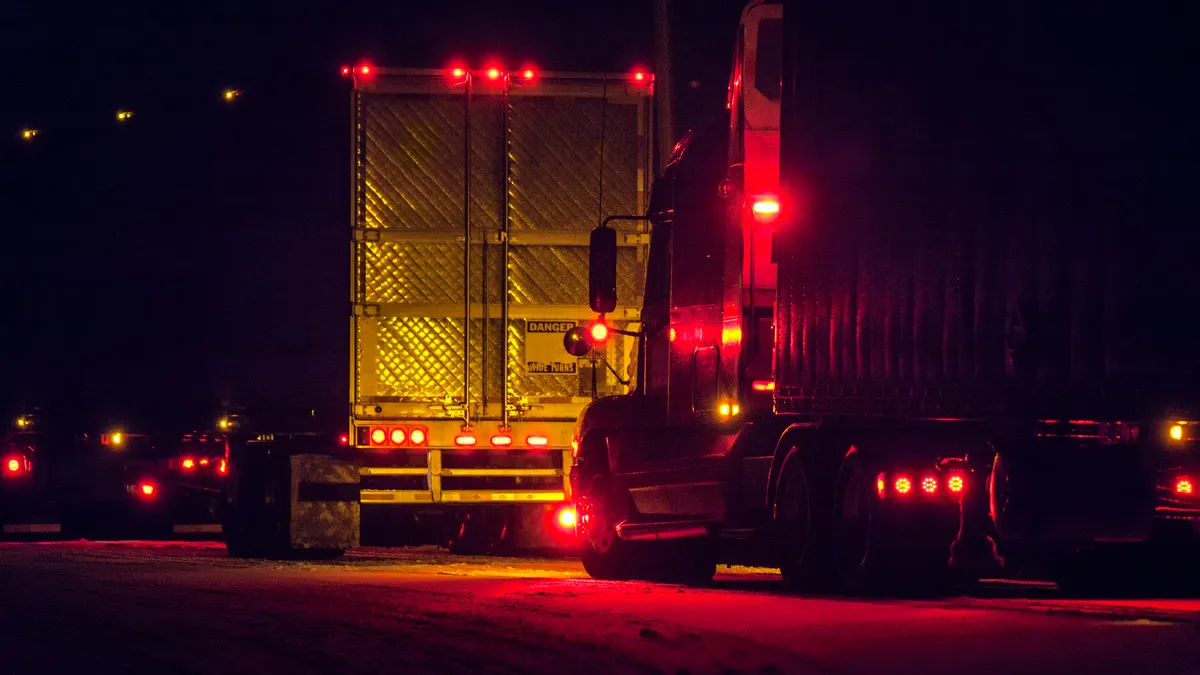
0,0,746,421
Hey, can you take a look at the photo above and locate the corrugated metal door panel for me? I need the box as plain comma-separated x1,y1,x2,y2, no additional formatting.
359,318,502,402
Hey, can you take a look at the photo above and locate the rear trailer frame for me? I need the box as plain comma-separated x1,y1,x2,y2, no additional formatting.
349,68,652,509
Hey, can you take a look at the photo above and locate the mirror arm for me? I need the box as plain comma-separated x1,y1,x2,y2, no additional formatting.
595,352,632,387
600,215,654,229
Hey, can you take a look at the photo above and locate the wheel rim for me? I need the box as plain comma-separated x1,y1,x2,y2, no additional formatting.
578,475,616,554
834,467,872,579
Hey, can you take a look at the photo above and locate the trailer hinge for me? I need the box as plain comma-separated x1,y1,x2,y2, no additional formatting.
353,228,382,243
353,303,381,317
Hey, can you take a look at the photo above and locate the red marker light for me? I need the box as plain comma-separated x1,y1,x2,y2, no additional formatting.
140,482,156,497
338,433,349,446
751,197,781,223
556,506,577,530
490,434,513,447
199,458,210,466
589,321,609,344
181,458,195,470
751,380,775,392
359,65,371,75
5,458,20,474
451,67,466,78
522,69,535,80
409,427,427,446
390,428,407,445
455,433,477,447
921,476,938,494
341,66,351,76
526,435,549,447
486,68,502,80
633,71,646,82
948,475,965,494
370,427,387,445
876,473,886,497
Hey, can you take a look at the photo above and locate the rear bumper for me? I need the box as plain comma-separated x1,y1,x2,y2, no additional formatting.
358,447,574,506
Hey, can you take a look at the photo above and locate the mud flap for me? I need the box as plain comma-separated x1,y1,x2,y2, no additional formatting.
288,454,360,552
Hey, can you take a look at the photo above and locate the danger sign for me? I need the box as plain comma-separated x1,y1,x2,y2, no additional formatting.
525,320,579,375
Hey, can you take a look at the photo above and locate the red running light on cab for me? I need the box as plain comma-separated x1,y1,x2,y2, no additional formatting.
526,435,549,447
590,321,609,344
490,434,513,447
751,380,775,392
921,476,938,494
894,477,913,495
455,433,477,447
390,428,407,445
1177,478,1195,496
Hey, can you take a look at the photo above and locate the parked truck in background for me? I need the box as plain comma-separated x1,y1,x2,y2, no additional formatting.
220,65,654,557
569,0,1200,592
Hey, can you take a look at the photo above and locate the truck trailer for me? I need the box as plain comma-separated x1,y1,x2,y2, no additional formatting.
569,0,1200,592
220,65,654,557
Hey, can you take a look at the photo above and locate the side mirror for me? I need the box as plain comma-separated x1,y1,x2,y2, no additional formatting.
563,326,592,357
588,226,618,314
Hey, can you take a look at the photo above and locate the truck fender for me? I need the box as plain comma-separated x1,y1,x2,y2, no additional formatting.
766,423,835,516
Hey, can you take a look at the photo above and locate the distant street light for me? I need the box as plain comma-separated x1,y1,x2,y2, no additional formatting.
223,88,240,102
117,110,134,122
20,128,38,141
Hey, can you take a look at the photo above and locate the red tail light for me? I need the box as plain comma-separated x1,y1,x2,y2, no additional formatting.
751,197,781,224
1177,478,1195,496
921,477,938,494
409,427,427,446
370,427,387,445
894,477,913,495
526,435,549,447
455,433,477,447
139,482,156,497
490,434,513,447
4,457,22,475
181,458,196,470
390,428,407,445
522,69,535,80
751,380,775,392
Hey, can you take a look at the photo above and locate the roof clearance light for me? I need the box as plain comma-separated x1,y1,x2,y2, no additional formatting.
491,434,513,447
409,428,427,446
390,428,407,445
370,427,387,445
455,433,477,447
526,435,549,447
486,68,502,80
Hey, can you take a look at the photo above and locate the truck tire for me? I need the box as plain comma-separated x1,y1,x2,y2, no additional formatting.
448,512,506,556
578,470,641,580
776,450,836,592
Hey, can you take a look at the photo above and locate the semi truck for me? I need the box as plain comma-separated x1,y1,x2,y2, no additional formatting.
219,65,654,557
569,0,1200,591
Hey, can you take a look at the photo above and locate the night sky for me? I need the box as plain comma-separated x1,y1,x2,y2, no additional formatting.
0,1,745,421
